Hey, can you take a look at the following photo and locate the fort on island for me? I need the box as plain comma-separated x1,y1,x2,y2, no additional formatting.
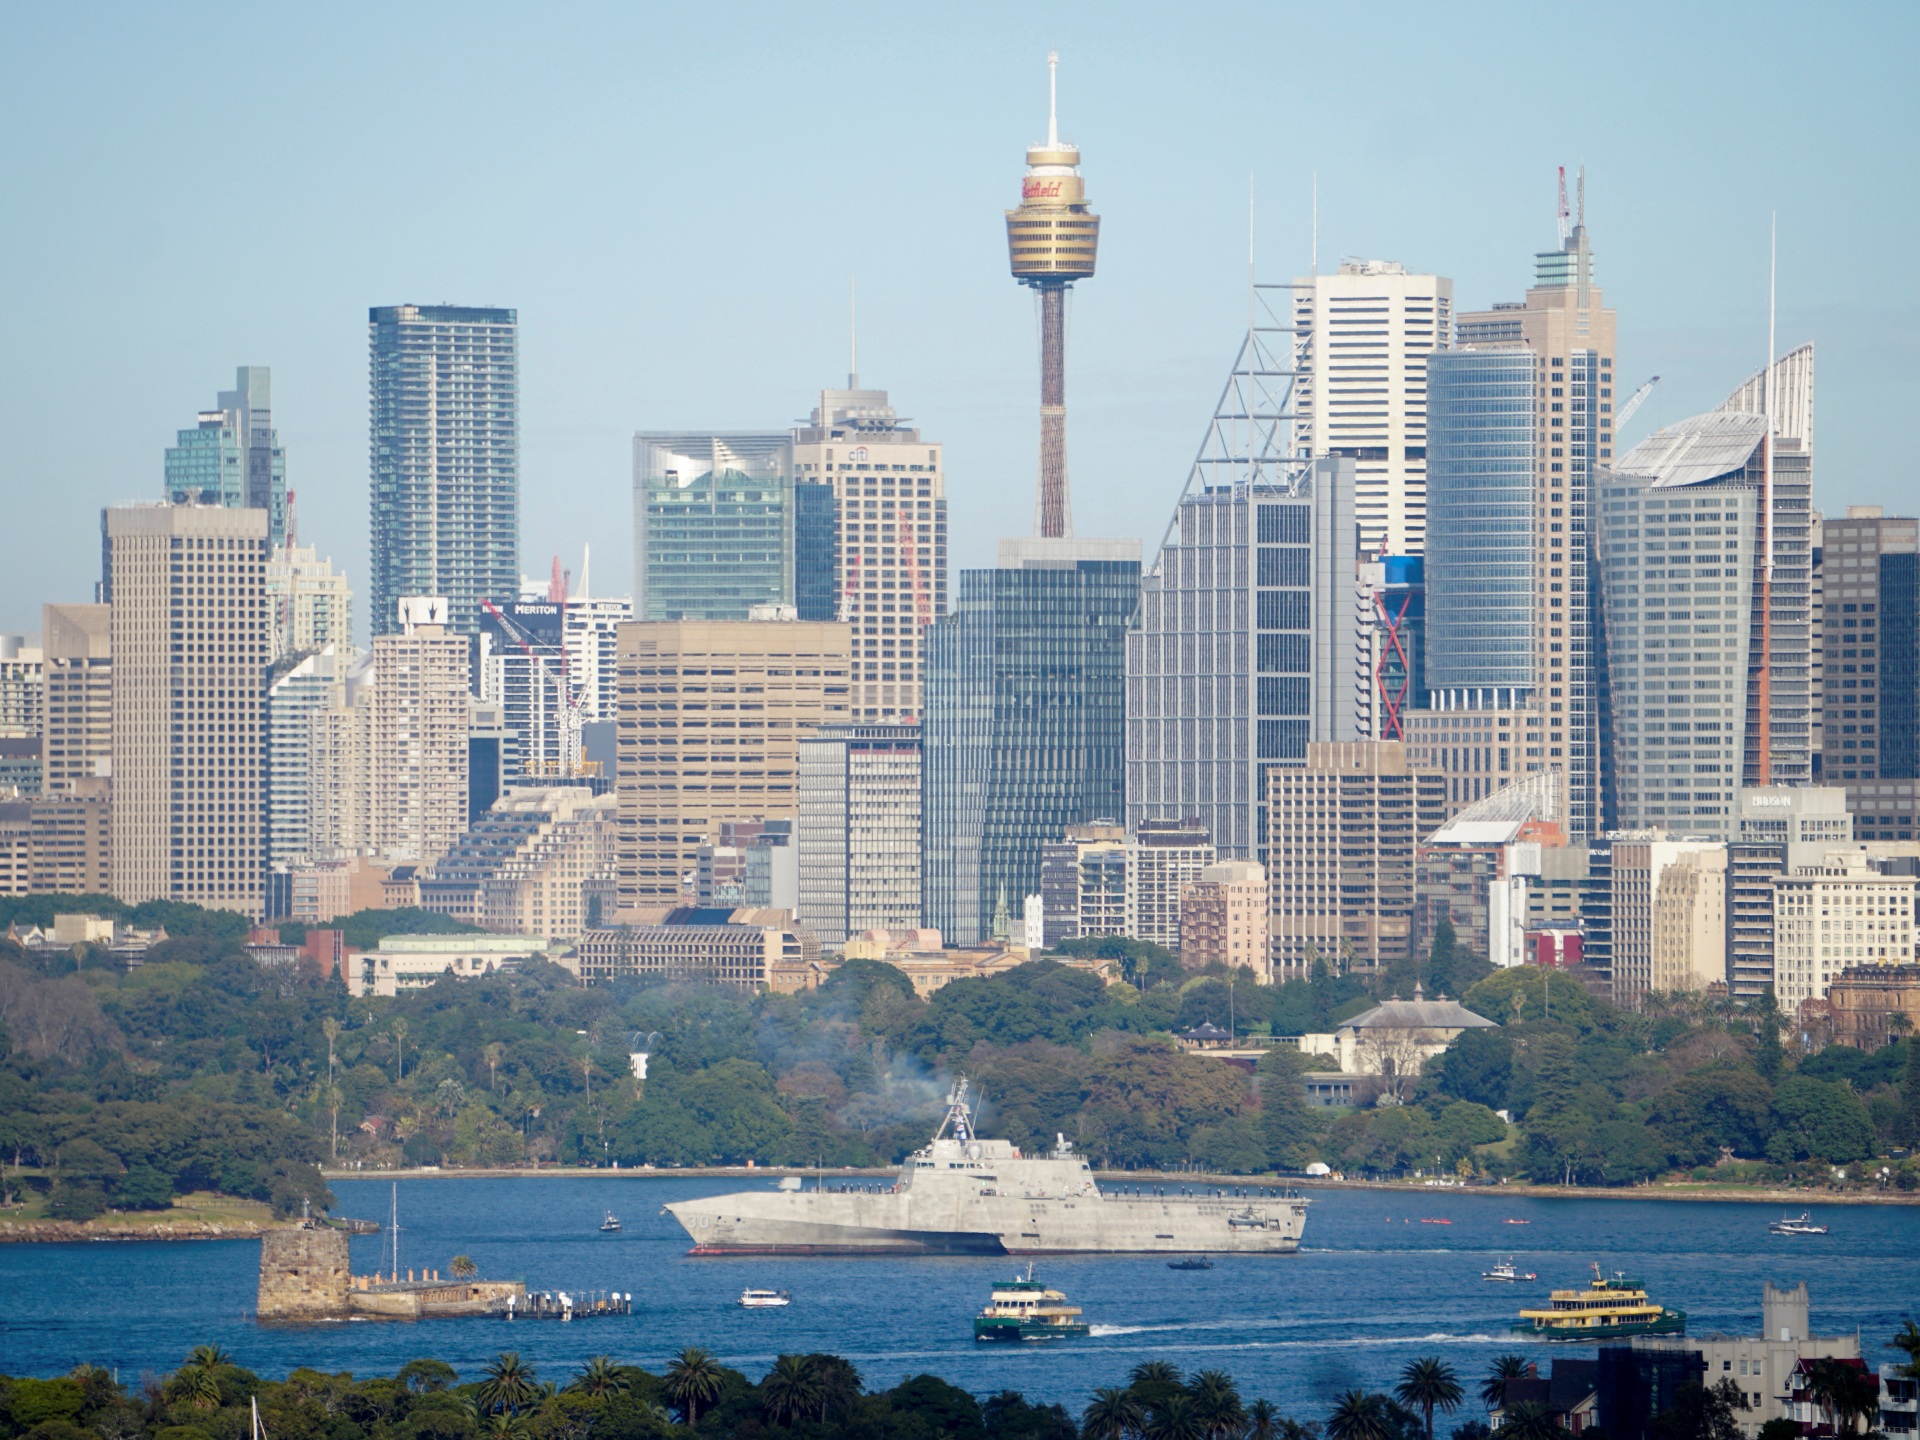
257,1225,525,1321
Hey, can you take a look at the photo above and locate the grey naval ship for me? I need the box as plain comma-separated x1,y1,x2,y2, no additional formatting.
665,1081,1309,1255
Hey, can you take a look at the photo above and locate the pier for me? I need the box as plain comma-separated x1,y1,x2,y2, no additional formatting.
503,1289,632,1321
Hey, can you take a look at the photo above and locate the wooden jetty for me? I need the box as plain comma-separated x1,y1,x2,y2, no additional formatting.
502,1289,632,1321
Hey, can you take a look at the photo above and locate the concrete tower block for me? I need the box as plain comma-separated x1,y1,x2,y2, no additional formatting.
257,1226,350,1319
1763,1280,1810,1343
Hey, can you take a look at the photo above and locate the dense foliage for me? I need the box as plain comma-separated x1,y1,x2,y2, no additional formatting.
4,897,1918,1213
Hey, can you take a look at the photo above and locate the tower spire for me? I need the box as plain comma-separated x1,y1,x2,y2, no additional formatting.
1047,50,1059,147
849,274,858,389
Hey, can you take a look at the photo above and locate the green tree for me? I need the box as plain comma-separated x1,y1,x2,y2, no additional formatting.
1187,1370,1246,1440
1085,1387,1147,1440
1891,1319,1920,1379
758,1355,823,1426
1246,1400,1280,1440
1480,1358,1531,1411
1128,1361,1187,1412
1803,1358,1880,1435
1397,1358,1465,1440
449,1255,477,1279
664,1347,725,1427
1493,1402,1561,1440
1902,1038,1920,1148
1327,1391,1395,1440
1773,1076,1878,1165
396,1359,458,1393
1754,989,1784,1082
1145,1394,1209,1440
476,1354,538,1416
569,1356,629,1398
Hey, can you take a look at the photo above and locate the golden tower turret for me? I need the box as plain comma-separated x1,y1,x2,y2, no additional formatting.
1006,52,1099,539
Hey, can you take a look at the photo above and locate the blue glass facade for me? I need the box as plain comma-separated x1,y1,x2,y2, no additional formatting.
165,366,287,546
369,305,519,637
923,545,1140,943
1425,348,1536,698
633,432,795,622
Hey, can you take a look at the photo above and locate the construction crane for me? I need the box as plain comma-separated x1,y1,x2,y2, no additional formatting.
1615,375,1661,430
899,514,931,631
480,598,585,778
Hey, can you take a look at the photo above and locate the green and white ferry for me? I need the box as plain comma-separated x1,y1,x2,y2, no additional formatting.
972,1266,1090,1342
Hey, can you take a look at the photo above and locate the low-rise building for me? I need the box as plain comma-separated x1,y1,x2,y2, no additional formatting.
352,933,563,998
418,786,616,942
571,908,819,990
1298,986,1496,1096
273,855,407,925
1632,1282,1859,1439
1824,963,1920,1050
1179,861,1268,976
1882,1364,1918,1437
1492,1360,1598,1436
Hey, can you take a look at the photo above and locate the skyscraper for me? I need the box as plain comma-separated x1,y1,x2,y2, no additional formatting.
1597,360,1814,838
369,305,519,637
922,538,1139,944
265,545,353,660
165,367,288,546
612,615,852,914
790,385,948,721
1292,260,1452,557
632,431,812,622
106,503,270,916
267,645,351,869
1421,184,1617,837
40,603,110,797
796,722,922,945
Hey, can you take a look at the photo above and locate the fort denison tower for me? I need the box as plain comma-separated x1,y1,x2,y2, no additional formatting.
1006,52,1100,538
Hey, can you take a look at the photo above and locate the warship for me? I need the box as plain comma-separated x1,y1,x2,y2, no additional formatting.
664,1080,1309,1255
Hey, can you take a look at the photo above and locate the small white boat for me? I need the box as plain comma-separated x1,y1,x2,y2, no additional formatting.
1769,1212,1829,1236
1483,1259,1537,1282
738,1288,791,1308
599,1211,622,1232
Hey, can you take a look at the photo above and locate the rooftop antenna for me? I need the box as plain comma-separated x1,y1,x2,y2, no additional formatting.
1047,49,1059,147
1556,166,1570,246
848,275,858,389
1576,164,1586,229
1249,173,1257,489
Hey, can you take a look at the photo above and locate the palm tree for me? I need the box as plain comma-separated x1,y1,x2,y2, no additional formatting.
168,1363,222,1411
1893,1320,1920,1380
1084,1387,1147,1440
450,1255,478,1280
484,1041,507,1092
1493,1402,1561,1440
1246,1400,1280,1440
758,1355,823,1427
1188,1370,1247,1440
391,1016,408,1083
1131,1360,1187,1410
1481,1357,1531,1411
1397,1357,1465,1440
477,1353,538,1415
188,1345,232,1371
1326,1391,1395,1440
1805,1359,1879,1436
665,1347,725,1427
569,1356,630,1398
1146,1394,1209,1440
323,1017,342,1158
478,1415,529,1440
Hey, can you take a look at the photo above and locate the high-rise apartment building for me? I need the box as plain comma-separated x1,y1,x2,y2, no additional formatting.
923,538,1139,945
1431,198,1618,839
309,599,470,867
1608,833,1727,1011
0,637,44,740
1293,260,1452,557
106,504,270,916
40,603,110,797
479,593,633,781
369,305,519,637
265,544,353,660
1598,367,1815,838
612,616,851,914
1179,861,1269,976
796,722,922,946
1125,818,1214,953
267,646,352,869
1773,851,1918,1015
1267,741,1447,978
790,386,949,721
1038,822,1128,947
165,367,288,547
1127,456,1359,860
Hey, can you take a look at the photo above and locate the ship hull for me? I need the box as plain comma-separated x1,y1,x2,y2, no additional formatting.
666,1188,1307,1256
1517,1311,1687,1342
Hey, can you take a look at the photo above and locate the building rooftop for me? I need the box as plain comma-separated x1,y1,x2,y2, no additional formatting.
1339,988,1497,1033
1616,410,1766,490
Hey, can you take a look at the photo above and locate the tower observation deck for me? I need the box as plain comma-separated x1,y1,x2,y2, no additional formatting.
1006,52,1100,539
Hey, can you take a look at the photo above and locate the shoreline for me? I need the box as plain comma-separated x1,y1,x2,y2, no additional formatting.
317,1164,1920,1207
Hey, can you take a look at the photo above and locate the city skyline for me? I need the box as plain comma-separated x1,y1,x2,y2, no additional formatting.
1,3,1908,635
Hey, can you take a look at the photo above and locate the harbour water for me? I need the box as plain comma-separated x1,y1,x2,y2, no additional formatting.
2,1177,1915,1418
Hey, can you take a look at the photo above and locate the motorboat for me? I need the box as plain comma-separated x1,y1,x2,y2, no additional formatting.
738,1288,791,1308
1483,1259,1537,1282
599,1211,622,1232
1769,1212,1829,1236
1167,1256,1215,1271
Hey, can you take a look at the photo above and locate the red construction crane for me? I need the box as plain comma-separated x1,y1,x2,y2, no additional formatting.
899,513,931,630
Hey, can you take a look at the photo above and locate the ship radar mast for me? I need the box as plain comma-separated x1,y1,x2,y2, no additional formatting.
940,1078,975,1144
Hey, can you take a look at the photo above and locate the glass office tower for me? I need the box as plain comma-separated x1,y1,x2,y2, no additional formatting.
923,538,1140,944
633,431,796,620
165,366,288,546
368,305,519,637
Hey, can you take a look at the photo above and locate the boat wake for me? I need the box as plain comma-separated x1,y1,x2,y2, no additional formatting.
1086,1324,1509,1347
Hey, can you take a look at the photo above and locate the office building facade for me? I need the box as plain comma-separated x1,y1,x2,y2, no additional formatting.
267,645,352,869
1773,851,1919,1015
106,504,270,916
1292,260,1452,557
0,637,43,741
923,538,1139,945
369,305,519,636
478,594,632,781
1125,817,1214,953
613,616,851,914
796,722,922,946
1126,456,1359,860
40,603,111,797
165,366,288,547
1179,861,1269,976
1037,822,1128,948
1607,834,1727,1011
791,386,949,721
1268,741,1447,977
265,544,353,660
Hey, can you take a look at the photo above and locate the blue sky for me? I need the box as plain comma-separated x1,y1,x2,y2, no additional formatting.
1,1,1913,634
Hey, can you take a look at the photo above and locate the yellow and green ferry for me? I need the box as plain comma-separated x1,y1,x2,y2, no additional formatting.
973,1266,1089,1342
1516,1264,1685,1341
